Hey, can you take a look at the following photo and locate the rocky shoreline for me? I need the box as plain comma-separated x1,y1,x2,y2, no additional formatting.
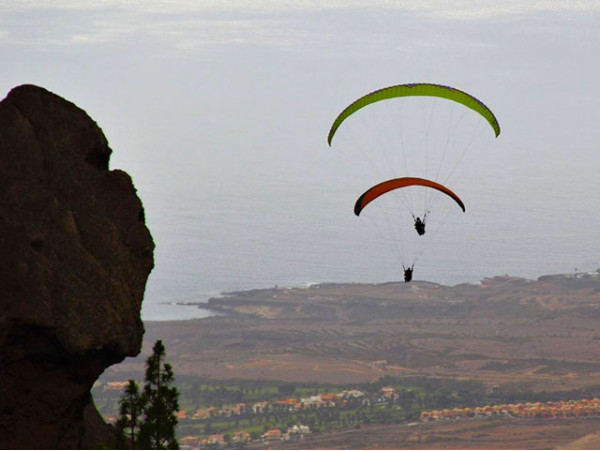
181,271,600,321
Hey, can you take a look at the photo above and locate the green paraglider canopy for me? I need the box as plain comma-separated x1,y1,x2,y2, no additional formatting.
328,83,500,145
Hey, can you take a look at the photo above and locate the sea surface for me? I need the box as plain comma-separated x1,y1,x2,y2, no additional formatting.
140,92,600,322
5,2,594,321
141,148,600,321
123,4,600,322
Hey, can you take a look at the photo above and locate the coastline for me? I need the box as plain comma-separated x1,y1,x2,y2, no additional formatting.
145,270,600,322
109,268,600,391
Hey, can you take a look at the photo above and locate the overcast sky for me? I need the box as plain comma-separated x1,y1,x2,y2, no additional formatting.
2,1,600,318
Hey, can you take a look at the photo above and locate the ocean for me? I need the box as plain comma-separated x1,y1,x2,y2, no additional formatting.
141,142,600,321
4,2,596,321
140,85,600,322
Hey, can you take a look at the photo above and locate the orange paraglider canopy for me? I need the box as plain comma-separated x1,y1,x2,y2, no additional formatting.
354,177,465,216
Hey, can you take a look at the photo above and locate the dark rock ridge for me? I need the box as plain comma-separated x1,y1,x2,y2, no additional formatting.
0,85,154,448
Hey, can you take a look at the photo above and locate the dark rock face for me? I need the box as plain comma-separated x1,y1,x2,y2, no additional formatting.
0,85,154,448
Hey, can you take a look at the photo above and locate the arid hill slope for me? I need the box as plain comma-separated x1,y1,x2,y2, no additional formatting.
114,273,600,392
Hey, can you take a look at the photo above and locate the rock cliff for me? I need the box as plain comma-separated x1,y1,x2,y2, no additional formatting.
0,85,154,448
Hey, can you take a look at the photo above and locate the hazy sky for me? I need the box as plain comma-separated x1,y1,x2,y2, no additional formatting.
2,1,600,318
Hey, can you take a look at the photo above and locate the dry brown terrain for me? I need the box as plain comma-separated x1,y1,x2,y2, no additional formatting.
255,417,600,449
104,272,600,448
111,273,600,392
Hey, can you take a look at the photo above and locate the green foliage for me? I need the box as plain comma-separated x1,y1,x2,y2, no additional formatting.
278,383,296,396
115,380,144,449
138,340,180,449
104,372,600,445
114,340,180,449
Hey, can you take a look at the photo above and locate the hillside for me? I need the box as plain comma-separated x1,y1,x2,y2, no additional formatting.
109,272,600,392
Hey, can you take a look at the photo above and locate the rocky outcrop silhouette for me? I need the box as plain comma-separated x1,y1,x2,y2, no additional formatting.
0,85,154,448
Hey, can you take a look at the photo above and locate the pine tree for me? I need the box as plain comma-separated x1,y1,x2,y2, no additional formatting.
137,340,180,449
115,380,144,449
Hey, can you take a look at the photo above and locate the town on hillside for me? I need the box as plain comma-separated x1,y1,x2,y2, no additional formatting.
99,382,404,448
96,378,600,449
420,398,600,422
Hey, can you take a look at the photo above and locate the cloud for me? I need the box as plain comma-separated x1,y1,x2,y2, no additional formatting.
1,0,598,52
3,0,599,16
0,0,600,19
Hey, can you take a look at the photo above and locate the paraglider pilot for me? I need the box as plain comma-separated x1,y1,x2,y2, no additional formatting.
414,217,425,236
403,265,414,283
413,212,428,236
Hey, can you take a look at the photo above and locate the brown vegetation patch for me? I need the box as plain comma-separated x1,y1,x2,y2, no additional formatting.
256,418,600,449
108,274,600,393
